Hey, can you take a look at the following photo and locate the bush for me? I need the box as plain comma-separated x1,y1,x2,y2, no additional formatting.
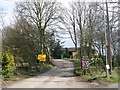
2,52,16,80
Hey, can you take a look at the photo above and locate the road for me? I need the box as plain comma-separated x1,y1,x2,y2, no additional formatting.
6,59,118,88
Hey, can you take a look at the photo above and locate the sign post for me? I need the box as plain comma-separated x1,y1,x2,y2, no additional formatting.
81,56,89,74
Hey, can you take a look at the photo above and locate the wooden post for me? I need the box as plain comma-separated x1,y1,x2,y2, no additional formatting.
105,1,112,74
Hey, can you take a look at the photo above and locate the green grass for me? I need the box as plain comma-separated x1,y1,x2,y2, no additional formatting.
27,64,53,75
43,64,53,71
13,74,30,79
62,58,79,62
61,58,81,74
82,74,119,83
62,58,119,83
81,68,119,83
61,58,82,75
3,64,54,81
74,60,82,75
101,75,118,83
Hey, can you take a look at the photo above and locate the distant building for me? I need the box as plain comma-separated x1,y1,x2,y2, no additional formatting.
62,48,77,58
62,47,98,59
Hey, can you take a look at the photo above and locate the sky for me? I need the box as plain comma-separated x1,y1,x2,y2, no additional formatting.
0,0,75,48
0,0,118,48
0,0,15,28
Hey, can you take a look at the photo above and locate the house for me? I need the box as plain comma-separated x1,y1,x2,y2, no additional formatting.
62,47,98,59
62,48,77,58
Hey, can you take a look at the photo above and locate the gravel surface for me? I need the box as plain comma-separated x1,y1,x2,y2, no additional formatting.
4,59,118,88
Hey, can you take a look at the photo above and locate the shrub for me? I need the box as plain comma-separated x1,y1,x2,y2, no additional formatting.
2,52,16,80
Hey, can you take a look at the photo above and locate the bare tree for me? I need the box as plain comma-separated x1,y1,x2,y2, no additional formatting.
61,5,78,51
16,0,62,62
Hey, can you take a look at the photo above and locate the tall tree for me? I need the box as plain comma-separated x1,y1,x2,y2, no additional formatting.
16,0,62,62
61,5,78,51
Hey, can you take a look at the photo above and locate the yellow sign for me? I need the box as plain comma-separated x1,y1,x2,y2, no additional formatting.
104,41,108,45
38,54,46,61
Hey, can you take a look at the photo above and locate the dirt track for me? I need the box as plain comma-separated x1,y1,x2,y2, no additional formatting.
5,59,118,88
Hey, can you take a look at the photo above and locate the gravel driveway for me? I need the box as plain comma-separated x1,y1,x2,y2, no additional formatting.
5,59,118,88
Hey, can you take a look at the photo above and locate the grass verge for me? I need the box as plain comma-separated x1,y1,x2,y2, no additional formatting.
62,58,119,83
2,64,53,87
14,64,53,79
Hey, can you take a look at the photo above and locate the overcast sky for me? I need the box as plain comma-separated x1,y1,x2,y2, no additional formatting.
0,0,76,48
0,0,118,48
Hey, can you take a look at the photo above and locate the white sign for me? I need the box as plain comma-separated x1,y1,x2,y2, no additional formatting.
106,65,110,69
82,61,89,69
81,56,89,69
